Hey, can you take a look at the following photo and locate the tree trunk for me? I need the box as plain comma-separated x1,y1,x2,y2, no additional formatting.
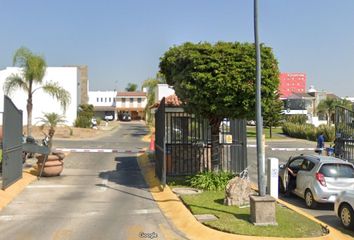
27,96,33,136
209,117,222,172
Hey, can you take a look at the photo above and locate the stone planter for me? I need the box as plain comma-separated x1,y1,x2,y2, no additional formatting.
36,152,64,177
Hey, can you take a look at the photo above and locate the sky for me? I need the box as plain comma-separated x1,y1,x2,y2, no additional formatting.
0,0,353,97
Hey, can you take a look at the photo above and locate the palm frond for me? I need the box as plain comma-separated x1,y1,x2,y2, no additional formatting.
42,81,71,112
4,74,28,95
36,112,66,128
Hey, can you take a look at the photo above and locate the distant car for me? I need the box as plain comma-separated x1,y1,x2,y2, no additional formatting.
104,115,114,121
120,113,131,121
247,120,256,126
335,190,354,229
279,155,354,208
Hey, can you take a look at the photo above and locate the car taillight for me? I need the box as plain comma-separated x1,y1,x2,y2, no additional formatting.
316,173,327,187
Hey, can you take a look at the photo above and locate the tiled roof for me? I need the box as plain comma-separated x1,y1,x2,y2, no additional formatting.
150,94,182,108
117,91,146,97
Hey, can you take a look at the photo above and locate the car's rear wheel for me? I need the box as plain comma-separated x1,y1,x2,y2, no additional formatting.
305,189,317,209
340,203,354,229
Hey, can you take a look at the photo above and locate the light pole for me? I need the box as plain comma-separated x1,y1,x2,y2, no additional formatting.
254,0,266,196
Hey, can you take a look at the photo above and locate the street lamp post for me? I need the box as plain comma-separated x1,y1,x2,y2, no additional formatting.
254,0,266,196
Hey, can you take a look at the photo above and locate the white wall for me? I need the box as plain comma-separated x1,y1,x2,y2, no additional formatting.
155,84,175,102
88,91,116,107
0,67,79,126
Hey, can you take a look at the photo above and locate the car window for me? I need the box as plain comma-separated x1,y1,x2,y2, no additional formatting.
300,159,315,171
319,164,354,178
288,158,304,171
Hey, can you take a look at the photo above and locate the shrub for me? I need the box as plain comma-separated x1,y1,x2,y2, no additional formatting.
284,115,307,124
282,122,335,142
187,171,234,191
74,115,91,128
317,124,335,142
96,117,102,126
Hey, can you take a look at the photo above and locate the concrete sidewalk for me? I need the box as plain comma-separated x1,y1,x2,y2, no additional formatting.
137,153,353,240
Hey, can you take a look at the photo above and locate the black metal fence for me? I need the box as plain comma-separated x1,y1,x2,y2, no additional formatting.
335,106,354,162
155,97,247,179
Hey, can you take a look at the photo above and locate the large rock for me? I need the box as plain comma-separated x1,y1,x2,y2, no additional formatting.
224,176,253,206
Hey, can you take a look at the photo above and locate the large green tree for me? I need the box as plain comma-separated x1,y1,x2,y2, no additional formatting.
317,97,352,125
125,83,138,92
160,42,280,171
4,47,71,136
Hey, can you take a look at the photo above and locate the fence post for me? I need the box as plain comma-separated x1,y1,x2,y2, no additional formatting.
162,137,166,189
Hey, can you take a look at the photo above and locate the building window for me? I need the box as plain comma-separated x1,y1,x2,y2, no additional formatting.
122,98,126,103
130,98,134,103
109,97,111,102
97,98,99,102
101,98,103,102
137,98,142,103
105,98,107,102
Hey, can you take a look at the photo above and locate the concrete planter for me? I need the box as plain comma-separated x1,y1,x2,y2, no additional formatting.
36,153,64,177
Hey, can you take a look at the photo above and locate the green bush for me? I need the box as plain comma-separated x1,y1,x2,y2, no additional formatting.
284,115,307,124
317,124,335,142
74,104,94,128
187,171,234,191
74,115,91,128
282,122,335,142
96,117,102,126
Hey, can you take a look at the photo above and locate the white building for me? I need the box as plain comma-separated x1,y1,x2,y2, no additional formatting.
155,84,175,102
0,66,86,126
88,91,117,120
116,91,147,120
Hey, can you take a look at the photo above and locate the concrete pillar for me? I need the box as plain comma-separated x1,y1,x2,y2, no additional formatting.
250,195,277,226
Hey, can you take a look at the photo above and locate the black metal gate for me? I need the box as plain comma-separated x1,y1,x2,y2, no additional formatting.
155,97,165,180
154,98,247,179
335,106,354,162
2,96,23,189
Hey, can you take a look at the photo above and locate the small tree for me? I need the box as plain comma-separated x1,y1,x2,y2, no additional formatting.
125,83,138,92
263,94,284,138
37,113,66,150
160,42,280,171
142,73,166,124
74,104,94,128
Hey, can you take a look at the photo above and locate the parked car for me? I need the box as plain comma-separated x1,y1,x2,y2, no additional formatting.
334,190,354,229
279,154,354,208
104,115,114,121
120,113,131,121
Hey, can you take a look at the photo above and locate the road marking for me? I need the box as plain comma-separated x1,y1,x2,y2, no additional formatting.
27,185,80,188
271,147,316,151
131,209,161,215
54,148,146,153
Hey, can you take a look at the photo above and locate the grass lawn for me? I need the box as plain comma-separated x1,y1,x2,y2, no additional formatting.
180,191,324,238
247,126,286,139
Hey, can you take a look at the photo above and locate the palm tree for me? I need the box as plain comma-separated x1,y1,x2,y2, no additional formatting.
37,112,66,150
4,47,71,136
317,97,351,125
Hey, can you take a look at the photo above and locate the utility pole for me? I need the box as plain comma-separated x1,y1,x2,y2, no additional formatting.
254,0,266,196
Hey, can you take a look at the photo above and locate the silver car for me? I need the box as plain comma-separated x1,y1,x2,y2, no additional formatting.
279,155,354,208
334,190,354,229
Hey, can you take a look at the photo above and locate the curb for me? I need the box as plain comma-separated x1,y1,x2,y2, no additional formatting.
0,170,37,211
137,153,352,240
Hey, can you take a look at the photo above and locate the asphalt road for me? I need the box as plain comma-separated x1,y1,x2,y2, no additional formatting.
247,137,354,237
0,121,184,240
